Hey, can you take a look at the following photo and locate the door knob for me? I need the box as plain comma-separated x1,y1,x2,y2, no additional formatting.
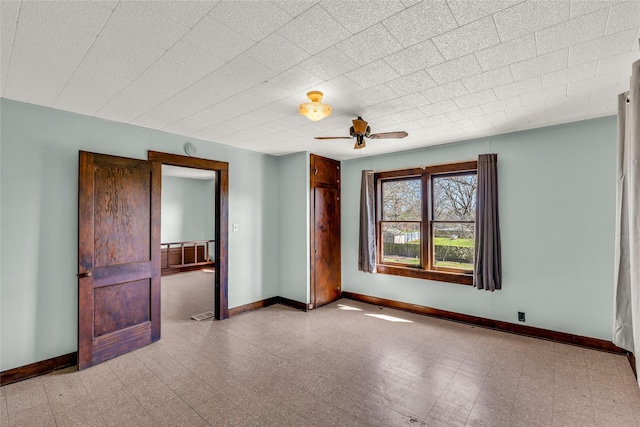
77,271,92,278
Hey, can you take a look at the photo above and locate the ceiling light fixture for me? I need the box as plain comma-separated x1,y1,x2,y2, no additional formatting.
299,91,331,121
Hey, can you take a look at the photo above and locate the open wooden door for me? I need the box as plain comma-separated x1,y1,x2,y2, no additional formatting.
78,151,161,370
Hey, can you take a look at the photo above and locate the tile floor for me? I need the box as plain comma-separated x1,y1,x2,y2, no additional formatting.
1,271,639,426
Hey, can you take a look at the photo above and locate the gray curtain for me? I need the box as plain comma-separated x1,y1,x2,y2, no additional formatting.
474,153,501,291
358,170,376,273
613,59,640,388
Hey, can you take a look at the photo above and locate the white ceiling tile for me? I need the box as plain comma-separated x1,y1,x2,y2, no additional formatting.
180,16,254,62
188,106,233,127
510,49,569,81
163,115,214,135
20,1,113,38
462,66,513,92
3,10,99,105
433,17,501,61
336,23,403,66
452,89,497,108
567,71,622,97
493,0,570,42
208,1,291,42
596,51,640,76
419,100,459,116
1,1,20,96
542,61,598,88
440,118,475,131
386,71,438,96
427,54,482,85
74,29,166,83
383,0,458,47
139,1,215,28
474,34,537,71
225,82,293,114
131,103,183,129
384,40,445,76
244,33,310,73
570,0,617,18
105,2,189,50
269,66,323,93
314,75,364,98
298,47,359,80
446,106,484,121
536,8,609,55
493,76,542,99
213,54,280,94
470,111,508,126
520,84,567,105
371,108,424,126
421,80,468,103
415,114,452,127
605,0,640,35
277,4,350,54
346,60,400,89
54,73,131,117
569,28,639,66
446,0,523,26
359,102,399,119
479,96,522,113
387,93,431,111
272,0,318,17
352,84,399,105
321,0,404,34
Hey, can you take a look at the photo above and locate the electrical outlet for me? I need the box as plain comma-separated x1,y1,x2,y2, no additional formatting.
518,312,525,322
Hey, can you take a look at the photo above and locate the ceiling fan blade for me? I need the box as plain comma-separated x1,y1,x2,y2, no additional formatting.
369,131,409,139
314,136,352,140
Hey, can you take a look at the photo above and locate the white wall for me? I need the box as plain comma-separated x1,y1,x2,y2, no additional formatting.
341,117,617,341
161,176,215,244
277,152,309,303
0,99,280,371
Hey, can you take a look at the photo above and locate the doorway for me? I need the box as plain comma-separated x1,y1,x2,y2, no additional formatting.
148,151,229,320
160,165,216,320
77,150,228,370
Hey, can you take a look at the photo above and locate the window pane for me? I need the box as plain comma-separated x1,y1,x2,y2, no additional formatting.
381,222,420,266
382,179,421,220
433,173,477,221
432,223,474,270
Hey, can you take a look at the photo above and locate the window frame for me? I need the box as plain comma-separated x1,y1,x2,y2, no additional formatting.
375,160,477,286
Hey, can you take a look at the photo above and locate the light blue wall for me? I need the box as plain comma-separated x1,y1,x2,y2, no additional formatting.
0,99,280,371
161,176,215,244
341,117,617,341
277,152,310,303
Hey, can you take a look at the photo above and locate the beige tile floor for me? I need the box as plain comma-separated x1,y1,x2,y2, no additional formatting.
2,271,639,426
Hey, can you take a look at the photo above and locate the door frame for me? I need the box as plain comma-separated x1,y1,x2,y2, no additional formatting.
148,151,229,320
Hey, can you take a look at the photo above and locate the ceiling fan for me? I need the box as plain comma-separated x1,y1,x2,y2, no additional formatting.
314,117,408,149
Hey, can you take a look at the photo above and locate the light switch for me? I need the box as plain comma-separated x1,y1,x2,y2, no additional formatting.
233,223,238,232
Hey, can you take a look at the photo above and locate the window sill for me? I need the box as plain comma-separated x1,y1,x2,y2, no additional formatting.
376,264,473,286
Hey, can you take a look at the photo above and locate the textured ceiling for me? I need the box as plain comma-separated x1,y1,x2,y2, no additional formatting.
1,0,639,160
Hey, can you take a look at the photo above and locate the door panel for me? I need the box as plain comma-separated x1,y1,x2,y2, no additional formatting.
314,187,341,306
310,154,341,308
78,151,161,369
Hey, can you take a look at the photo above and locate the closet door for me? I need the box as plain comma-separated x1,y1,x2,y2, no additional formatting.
310,154,341,308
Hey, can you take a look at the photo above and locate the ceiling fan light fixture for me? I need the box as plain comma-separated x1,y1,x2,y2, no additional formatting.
299,91,332,121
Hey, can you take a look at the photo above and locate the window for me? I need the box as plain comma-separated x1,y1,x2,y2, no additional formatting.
375,161,477,285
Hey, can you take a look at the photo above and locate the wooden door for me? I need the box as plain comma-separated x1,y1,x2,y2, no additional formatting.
310,154,341,308
78,151,161,369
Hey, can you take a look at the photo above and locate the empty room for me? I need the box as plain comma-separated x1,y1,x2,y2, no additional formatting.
1,1,640,426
